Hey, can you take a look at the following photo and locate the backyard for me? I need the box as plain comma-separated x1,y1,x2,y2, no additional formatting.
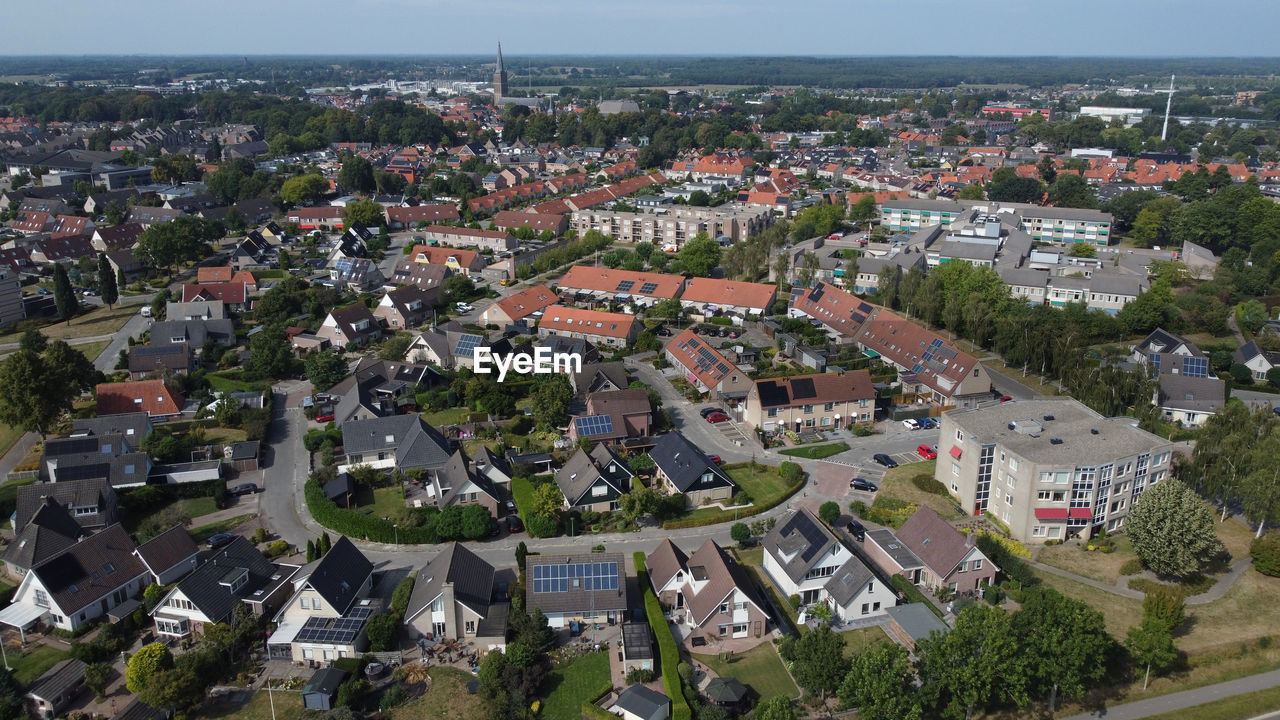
190,514,256,543
388,667,482,720
673,462,798,526
693,641,798,703
540,651,610,720
9,644,69,685
122,495,218,533
198,686,303,720
351,485,412,523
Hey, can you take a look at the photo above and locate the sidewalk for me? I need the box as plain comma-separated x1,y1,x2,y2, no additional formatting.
1061,667,1280,720
1028,555,1253,606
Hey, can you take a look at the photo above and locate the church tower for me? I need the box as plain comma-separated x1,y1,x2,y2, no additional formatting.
493,42,508,105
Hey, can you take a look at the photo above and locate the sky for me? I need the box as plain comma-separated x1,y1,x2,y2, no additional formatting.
3,0,1280,57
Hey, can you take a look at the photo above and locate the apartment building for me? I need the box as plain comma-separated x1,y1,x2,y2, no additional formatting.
570,205,772,249
0,268,25,328
744,370,875,433
936,398,1174,543
878,199,1112,246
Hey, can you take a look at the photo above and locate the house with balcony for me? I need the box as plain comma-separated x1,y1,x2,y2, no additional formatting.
403,542,508,651
646,538,770,648
151,537,298,639
269,537,376,664
339,414,454,474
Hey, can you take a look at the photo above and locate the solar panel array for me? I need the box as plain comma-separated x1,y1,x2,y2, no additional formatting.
294,606,374,644
638,282,659,295
1183,356,1209,378
573,415,616,437
615,280,635,292
911,337,946,374
531,561,619,593
455,334,483,356
790,378,816,400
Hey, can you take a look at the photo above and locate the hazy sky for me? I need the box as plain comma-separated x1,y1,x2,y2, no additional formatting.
4,0,1280,56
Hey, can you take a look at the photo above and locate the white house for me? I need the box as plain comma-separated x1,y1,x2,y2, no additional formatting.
646,538,770,647
761,509,896,622
268,537,376,665
151,537,299,639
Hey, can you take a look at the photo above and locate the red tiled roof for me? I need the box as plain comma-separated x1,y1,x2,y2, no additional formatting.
787,282,875,338
854,309,980,399
95,380,184,417
404,244,481,268
182,282,246,304
666,328,737,391
388,204,460,224
490,284,557,322
538,305,638,339
558,265,685,299
680,278,776,312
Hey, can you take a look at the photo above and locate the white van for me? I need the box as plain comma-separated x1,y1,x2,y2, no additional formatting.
140,306,152,318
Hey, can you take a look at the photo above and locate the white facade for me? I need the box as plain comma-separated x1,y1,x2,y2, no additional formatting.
11,569,148,632
762,543,894,622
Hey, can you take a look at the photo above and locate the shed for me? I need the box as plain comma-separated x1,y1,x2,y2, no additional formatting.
25,659,86,719
302,667,348,710
610,684,670,720
883,602,948,650
225,441,261,473
323,472,355,507
620,622,654,675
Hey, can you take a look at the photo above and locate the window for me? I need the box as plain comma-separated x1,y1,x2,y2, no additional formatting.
313,598,322,611
1005,492,1013,506
803,404,814,414
465,620,476,634
1047,526,1062,539
1032,525,1047,537
824,402,834,411
300,599,310,610
767,408,777,417
956,430,965,442
34,589,48,608
720,602,729,614
861,603,870,615
1009,457,1019,471
972,559,983,571
952,463,960,476
302,649,315,660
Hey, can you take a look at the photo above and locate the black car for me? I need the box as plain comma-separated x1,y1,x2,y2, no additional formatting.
206,532,236,549
844,518,866,542
849,478,879,492
229,483,259,496
506,515,524,533
488,518,501,537
699,407,723,419
872,453,898,468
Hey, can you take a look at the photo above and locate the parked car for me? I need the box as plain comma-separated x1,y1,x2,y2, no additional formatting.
699,407,723,419
36,288,50,295
902,418,920,430
506,515,524,533
844,518,866,542
206,533,237,549
1000,395,1013,402
488,519,501,537
705,411,729,423
708,454,723,465
656,326,673,336
455,302,474,313
918,417,937,429
916,445,937,460
873,453,898,468
229,483,259,496
849,478,879,492
315,410,335,423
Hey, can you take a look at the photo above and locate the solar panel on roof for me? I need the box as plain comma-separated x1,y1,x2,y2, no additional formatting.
574,415,616,437
638,282,659,294
790,378,816,400
615,280,635,292
715,362,731,375
455,334,483,356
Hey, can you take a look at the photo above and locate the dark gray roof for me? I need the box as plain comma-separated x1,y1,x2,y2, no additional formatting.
612,685,670,720
340,414,453,470
113,699,165,720
151,319,236,347
128,343,191,374
762,508,836,585
434,450,503,508
1158,374,1225,414
164,536,286,623
823,556,877,607
323,472,355,501
304,537,373,613
555,445,633,506
525,553,628,616
865,528,925,571
303,667,348,696
135,525,199,578
71,413,151,441
405,542,495,624
15,479,115,533
885,602,949,642
4,498,85,571
648,432,734,493
31,524,145,614
25,659,86,704
621,622,654,660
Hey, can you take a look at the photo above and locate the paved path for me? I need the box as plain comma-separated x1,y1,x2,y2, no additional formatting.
93,307,152,373
1061,667,1280,720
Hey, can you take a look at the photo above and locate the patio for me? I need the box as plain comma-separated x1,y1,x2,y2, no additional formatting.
668,617,775,654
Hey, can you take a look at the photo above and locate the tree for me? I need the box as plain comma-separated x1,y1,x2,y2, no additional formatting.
531,482,563,519
1142,585,1186,632
18,328,45,353
1048,174,1098,209
515,540,528,572
687,189,710,206
848,194,878,226
985,167,1044,204
797,251,820,288
1037,155,1058,184
306,539,316,562
677,233,722,277
338,154,376,193
957,184,986,200
1067,243,1097,258
529,374,574,428
753,696,799,720
651,297,683,320
1126,478,1225,579
143,583,165,611
1126,618,1177,690
319,532,332,556
94,253,119,309
135,216,221,275
246,324,296,380
0,344,99,437
460,504,492,539
0,669,23,720
818,501,840,525
730,522,752,547
53,263,77,324
126,642,174,693
365,613,399,651
84,662,113,700
837,642,922,720
1012,587,1112,713
280,174,330,205
618,485,660,523
916,604,1027,720
343,199,386,229
305,350,349,392
788,625,848,700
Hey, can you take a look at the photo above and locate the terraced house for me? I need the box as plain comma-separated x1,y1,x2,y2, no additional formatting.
745,370,875,433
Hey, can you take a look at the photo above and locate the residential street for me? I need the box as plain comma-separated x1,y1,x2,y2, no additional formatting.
1061,667,1280,720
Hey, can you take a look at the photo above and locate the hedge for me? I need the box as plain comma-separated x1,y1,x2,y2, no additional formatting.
634,552,692,720
891,576,944,620
579,681,616,720
304,479,439,544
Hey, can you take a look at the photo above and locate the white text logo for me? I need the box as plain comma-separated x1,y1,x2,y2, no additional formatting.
473,346,583,382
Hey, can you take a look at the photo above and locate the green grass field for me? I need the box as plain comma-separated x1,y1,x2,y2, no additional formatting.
1140,684,1280,720
778,442,850,459
389,667,482,720
189,514,256,543
196,685,304,720
676,463,794,525
693,642,798,702
9,645,70,685
541,652,610,720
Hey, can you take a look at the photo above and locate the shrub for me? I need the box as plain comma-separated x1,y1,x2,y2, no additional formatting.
849,500,869,516
264,540,291,559
1251,533,1280,578
379,685,407,711
890,576,944,619
818,501,840,525
779,461,804,484
625,668,656,685
1120,558,1144,576
911,474,949,495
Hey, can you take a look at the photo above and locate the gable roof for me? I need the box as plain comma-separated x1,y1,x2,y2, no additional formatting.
612,685,670,720
302,537,372,614
558,266,684,299
895,505,978,578
665,329,737,392
404,542,495,623
166,536,291,623
524,552,628,616
538,306,638,340
788,282,875,337
134,525,199,578
340,414,454,470
1135,328,1203,358
15,478,115,532
754,370,875,409
491,284,558,322
4,498,86,571
31,523,145,614
25,659,87,704
683,538,769,625
680,278,776,311
645,539,689,592
182,282,247,305
854,309,980,399
403,244,481,269
95,380,184,417
648,432,734,493
763,508,838,584
555,445,633,505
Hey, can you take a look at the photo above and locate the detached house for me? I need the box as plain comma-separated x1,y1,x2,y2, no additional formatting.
1235,341,1280,383
648,432,735,508
3,499,87,579
95,380,185,419
554,445,634,512
403,542,508,650
567,389,652,444
864,506,997,595
269,537,376,665
318,304,381,349
152,537,299,639
134,525,200,585
524,553,628,628
373,286,435,329
762,508,896,622
339,414,454,474
646,538,770,647
420,450,504,517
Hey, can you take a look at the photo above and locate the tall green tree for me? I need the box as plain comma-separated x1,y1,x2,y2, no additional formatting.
785,625,848,700
0,668,22,720
245,324,296,380
343,198,386,229
917,604,1028,720
677,232,722,277
304,350,349,392
53,263,77,324
1012,587,1113,713
97,252,118,309
754,696,799,720
18,328,45,353
529,373,574,429
0,343,100,437
1047,172,1097,208
338,153,376,193
1126,617,1177,690
1126,478,1226,579
837,642,922,720
985,167,1045,204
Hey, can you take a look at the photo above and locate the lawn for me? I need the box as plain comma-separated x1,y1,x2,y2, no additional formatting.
877,460,964,521
840,626,890,656
511,476,536,526
9,644,69,685
422,407,474,426
189,514,256,543
0,576,16,608
207,372,270,393
197,686,304,720
1037,534,1136,584
673,463,796,526
541,651,610,720
74,339,111,365
0,476,36,520
31,305,137,343
1141,685,1280,720
122,496,217,532
0,424,28,463
202,427,250,446
981,360,1062,397
352,485,411,522
693,641,798,702
779,442,850,459
389,667,482,720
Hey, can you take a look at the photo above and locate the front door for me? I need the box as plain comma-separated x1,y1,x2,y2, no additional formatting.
675,591,685,609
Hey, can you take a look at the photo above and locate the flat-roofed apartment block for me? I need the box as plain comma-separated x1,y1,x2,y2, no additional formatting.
878,199,1112,246
936,397,1174,543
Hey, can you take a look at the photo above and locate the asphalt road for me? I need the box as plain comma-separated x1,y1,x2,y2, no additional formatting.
1061,667,1280,720
93,307,152,373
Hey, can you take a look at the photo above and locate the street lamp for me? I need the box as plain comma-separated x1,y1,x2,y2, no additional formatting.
394,524,399,546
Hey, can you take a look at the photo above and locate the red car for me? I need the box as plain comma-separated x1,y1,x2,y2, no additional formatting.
917,444,937,460
1000,395,1013,403
315,412,335,422
709,454,723,465
705,412,729,423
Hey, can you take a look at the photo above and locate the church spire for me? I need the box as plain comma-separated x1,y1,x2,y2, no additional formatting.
493,41,508,104
496,42,505,75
